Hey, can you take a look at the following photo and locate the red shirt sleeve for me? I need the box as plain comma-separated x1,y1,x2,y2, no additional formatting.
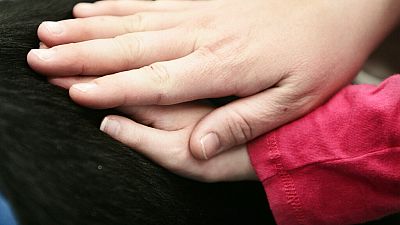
248,75,400,225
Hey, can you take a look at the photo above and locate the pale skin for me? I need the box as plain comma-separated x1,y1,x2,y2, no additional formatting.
27,0,400,181
101,103,257,182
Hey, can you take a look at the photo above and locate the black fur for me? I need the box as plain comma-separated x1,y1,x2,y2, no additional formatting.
0,1,274,224
0,1,398,224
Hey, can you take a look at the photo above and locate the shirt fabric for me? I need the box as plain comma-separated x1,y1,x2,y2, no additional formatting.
248,75,400,225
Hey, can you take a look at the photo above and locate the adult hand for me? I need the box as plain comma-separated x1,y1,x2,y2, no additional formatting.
27,0,400,159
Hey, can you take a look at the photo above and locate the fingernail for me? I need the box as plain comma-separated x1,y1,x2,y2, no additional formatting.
31,49,56,61
100,117,120,136
200,132,220,160
43,21,63,35
72,83,98,93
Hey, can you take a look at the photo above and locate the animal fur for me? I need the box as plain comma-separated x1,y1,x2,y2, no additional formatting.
0,0,397,224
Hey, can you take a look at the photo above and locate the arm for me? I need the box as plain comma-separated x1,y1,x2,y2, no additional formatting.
248,75,400,225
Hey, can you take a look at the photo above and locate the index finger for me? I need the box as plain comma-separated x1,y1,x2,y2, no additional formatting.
68,49,229,108
69,47,274,109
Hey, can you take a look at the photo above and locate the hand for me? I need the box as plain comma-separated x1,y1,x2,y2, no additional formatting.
99,102,257,182
27,0,400,160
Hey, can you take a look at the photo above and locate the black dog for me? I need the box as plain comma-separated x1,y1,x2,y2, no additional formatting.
0,1,398,225
0,1,273,224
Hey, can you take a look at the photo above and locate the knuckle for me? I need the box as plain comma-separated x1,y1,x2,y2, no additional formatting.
190,15,212,31
223,108,253,145
113,34,143,68
195,46,214,59
195,46,219,63
192,46,221,76
193,37,236,75
280,86,319,113
147,63,170,85
124,13,145,32
275,73,323,112
145,63,171,104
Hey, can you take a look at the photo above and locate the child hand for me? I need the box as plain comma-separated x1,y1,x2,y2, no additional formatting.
100,103,257,182
38,72,256,182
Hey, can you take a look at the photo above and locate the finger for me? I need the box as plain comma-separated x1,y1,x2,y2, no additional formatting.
118,103,212,131
38,12,190,47
100,115,256,182
68,48,273,109
48,76,97,89
73,1,207,17
189,86,318,160
99,115,180,166
28,27,195,77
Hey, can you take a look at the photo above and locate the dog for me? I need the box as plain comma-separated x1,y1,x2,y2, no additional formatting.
0,0,397,224
0,1,274,224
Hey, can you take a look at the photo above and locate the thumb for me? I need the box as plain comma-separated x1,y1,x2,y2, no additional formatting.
189,87,315,160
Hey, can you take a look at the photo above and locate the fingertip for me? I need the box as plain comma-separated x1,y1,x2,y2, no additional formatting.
189,132,210,160
100,116,109,133
50,76,98,89
26,50,36,72
71,82,98,93
37,22,49,43
190,114,226,160
190,131,222,160
200,132,221,159
26,49,36,65
29,49,56,61
69,82,122,109
37,21,65,47
100,116,122,137
28,47,77,78
27,49,55,72
98,115,173,160
69,82,101,108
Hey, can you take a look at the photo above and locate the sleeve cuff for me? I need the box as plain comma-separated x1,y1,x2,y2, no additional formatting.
247,75,400,225
248,133,307,225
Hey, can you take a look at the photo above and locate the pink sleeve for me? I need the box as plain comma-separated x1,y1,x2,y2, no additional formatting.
248,75,400,225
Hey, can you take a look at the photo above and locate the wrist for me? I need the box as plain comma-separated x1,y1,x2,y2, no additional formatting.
319,0,400,55
236,144,258,181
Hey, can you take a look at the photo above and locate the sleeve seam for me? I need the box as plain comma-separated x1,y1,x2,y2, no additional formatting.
266,133,307,225
262,146,400,182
